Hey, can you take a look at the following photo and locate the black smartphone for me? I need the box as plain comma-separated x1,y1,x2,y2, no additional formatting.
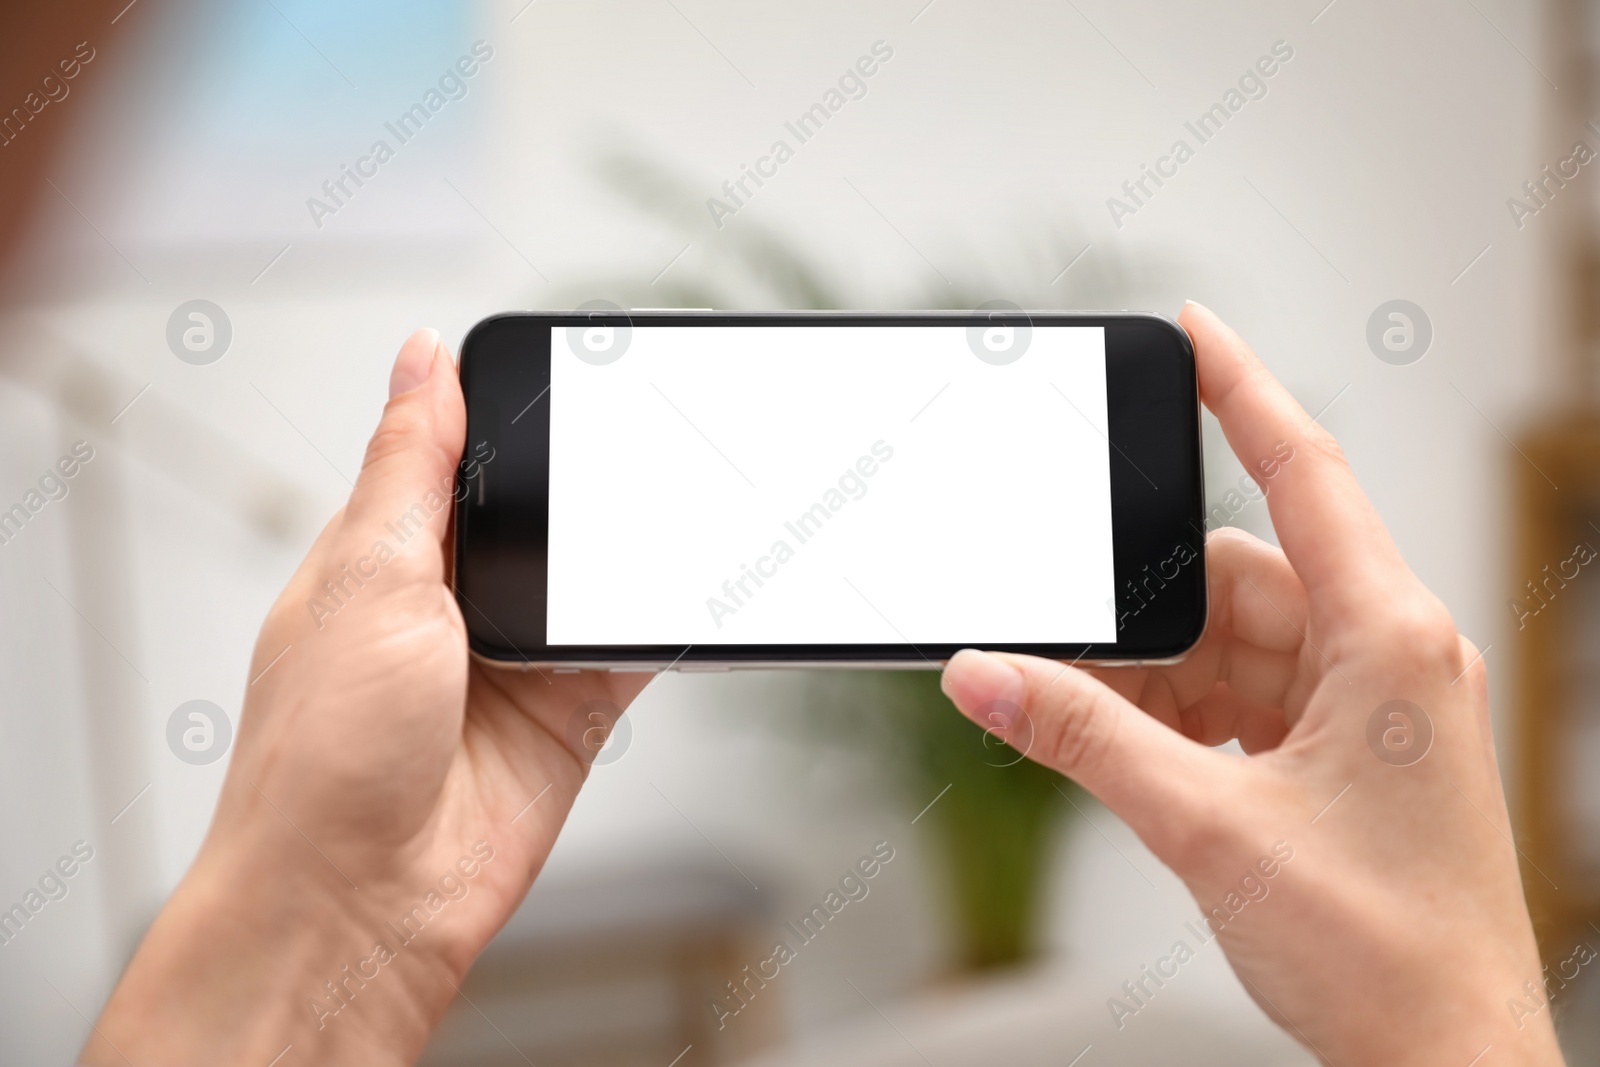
453,309,1206,670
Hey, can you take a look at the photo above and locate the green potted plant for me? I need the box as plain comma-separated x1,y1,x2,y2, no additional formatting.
805,669,1076,971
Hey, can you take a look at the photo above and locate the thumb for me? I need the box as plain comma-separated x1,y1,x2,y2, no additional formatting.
339,328,466,574
941,649,1235,862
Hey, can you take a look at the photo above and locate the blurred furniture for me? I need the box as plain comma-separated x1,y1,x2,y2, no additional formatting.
728,962,1312,1067
419,855,779,1067
1515,0,1600,969
1514,426,1600,954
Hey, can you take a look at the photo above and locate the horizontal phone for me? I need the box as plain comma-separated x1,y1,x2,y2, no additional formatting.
453,310,1206,670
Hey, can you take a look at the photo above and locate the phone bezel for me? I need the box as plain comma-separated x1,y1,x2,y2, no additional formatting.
453,310,1207,669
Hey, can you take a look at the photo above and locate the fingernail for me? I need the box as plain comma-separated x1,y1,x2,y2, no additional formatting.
389,328,440,399
941,649,1024,728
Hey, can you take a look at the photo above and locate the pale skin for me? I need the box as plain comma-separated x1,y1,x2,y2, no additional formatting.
84,307,1566,1066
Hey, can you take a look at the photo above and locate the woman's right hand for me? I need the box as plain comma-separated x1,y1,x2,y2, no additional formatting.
942,302,1566,1066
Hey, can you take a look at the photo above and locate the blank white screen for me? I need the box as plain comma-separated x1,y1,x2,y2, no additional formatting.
546,324,1116,645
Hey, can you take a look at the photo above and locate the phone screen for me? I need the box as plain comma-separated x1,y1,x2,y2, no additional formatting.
543,323,1117,646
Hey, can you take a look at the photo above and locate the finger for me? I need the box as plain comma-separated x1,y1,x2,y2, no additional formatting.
1181,684,1289,754
942,648,1238,856
1204,528,1307,655
336,329,467,580
471,663,655,777
1093,528,1309,724
1098,664,1295,753
1181,302,1412,623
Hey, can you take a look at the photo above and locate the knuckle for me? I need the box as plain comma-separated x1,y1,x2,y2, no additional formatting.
1456,636,1487,685
1209,524,1260,550
1373,599,1460,670
1161,798,1240,874
1301,423,1350,470
1205,525,1260,555
260,596,300,646
1458,653,1489,696
1035,685,1114,777
361,402,426,473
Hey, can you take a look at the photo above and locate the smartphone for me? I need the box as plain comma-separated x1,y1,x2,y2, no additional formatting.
453,310,1206,670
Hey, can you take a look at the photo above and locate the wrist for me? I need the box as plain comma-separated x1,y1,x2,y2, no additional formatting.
1328,960,1567,1067
83,840,457,1067
1368,999,1566,1067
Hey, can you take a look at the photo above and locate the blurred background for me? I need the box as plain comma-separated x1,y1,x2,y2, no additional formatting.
2,0,1599,1063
